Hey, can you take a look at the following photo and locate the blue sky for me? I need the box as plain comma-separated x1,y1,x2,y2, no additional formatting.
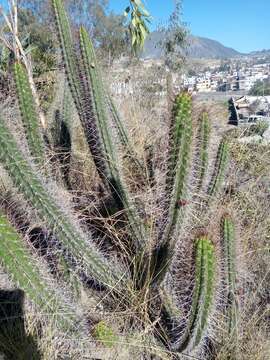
109,0,270,53
0,0,269,53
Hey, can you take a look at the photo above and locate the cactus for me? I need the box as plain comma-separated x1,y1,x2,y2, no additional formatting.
107,93,144,172
52,0,82,113
0,114,127,292
93,321,118,348
0,211,78,330
196,111,211,190
176,236,216,352
13,62,45,167
222,216,238,338
53,4,146,249
208,139,229,198
163,93,193,243
79,26,117,183
52,90,72,189
149,93,193,285
0,1,239,356
160,93,193,241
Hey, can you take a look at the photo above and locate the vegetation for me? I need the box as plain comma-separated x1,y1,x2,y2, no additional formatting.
0,1,269,359
159,0,188,71
249,78,270,96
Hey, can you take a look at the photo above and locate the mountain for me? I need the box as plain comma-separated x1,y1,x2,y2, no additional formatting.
187,36,241,59
248,49,270,56
141,31,241,59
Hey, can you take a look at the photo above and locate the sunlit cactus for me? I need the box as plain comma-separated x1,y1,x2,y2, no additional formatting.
0,211,78,330
14,62,45,167
0,0,238,357
208,138,229,198
0,115,126,292
222,215,238,337
196,111,211,190
175,236,216,353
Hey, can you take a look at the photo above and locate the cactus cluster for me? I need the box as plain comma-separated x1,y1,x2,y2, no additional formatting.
0,0,242,358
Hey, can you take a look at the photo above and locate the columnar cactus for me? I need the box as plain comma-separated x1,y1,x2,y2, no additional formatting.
14,62,45,167
208,139,229,198
162,92,193,245
0,115,127,292
0,0,239,357
196,111,211,190
222,215,238,337
176,236,216,353
53,12,146,250
0,211,78,330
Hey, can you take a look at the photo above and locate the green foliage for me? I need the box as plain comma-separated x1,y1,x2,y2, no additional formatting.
14,62,45,166
249,78,270,96
91,8,129,63
124,0,151,54
245,120,269,137
17,8,56,76
158,0,188,70
93,321,118,347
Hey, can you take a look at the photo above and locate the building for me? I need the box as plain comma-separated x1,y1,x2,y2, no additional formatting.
229,95,270,125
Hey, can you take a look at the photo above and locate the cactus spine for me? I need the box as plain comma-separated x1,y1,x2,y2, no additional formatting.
145,93,193,286
197,111,210,190
222,216,238,337
53,2,146,249
14,62,45,166
52,0,82,113
208,139,229,198
0,212,77,330
0,115,126,291
107,90,144,172
176,236,216,352
79,26,116,182
164,93,193,240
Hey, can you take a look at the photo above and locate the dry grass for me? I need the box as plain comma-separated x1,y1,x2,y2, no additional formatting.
0,61,269,359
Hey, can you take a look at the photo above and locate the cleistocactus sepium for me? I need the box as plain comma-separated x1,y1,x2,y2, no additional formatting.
0,0,243,357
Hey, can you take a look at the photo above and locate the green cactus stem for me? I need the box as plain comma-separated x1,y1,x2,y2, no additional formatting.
0,211,78,330
222,216,238,338
0,114,127,293
208,139,229,198
53,1,146,249
13,62,45,167
52,0,82,113
79,26,115,183
163,92,193,241
150,93,193,285
196,111,211,190
146,92,193,283
79,26,146,249
176,236,216,352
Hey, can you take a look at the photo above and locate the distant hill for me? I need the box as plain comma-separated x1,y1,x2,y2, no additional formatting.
248,49,270,56
141,31,241,59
